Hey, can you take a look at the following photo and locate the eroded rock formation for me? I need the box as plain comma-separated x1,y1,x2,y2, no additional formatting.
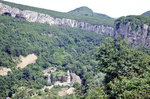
114,23,150,48
56,71,81,84
1,3,150,48
0,3,114,35
70,73,82,84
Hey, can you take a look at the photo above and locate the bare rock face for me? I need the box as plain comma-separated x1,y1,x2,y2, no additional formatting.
114,23,150,48
11,8,20,17
0,3,20,16
70,73,82,84
56,72,81,85
16,10,38,22
0,3,114,35
36,13,55,25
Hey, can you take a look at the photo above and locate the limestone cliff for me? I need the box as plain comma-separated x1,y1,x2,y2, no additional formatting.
1,3,150,48
0,3,114,35
114,19,150,48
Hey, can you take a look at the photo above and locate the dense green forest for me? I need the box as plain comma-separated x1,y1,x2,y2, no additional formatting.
83,38,150,98
0,15,107,98
0,1,150,99
0,1,114,26
1,15,150,98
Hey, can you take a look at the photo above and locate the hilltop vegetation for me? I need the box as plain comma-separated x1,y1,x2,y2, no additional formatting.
115,15,150,27
142,10,150,16
69,6,111,18
0,1,114,26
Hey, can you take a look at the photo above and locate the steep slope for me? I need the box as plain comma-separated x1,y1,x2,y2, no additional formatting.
0,1,113,98
142,10,150,16
0,1,150,98
0,1,114,26
114,15,150,48
0,15,107,97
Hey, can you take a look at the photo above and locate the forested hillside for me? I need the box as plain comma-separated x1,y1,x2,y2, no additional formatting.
0,15,107,98
83,15,150,99
82,38,150,98
0,1,150,99
142,10,150,16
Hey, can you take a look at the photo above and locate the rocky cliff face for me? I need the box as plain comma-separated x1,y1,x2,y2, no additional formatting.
0,3,114,35
114,22,150,48
2,3,150,48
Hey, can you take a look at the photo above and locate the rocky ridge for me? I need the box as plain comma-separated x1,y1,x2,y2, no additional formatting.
1,3,150,48
0,3,114,35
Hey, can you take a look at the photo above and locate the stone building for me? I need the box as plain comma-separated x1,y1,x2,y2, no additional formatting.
56,70,81,85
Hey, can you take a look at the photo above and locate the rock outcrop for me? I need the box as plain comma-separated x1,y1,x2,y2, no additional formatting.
56,71,81,85
114,22,150,48
0,3,114,35
1,3,150,48
70,73,82,84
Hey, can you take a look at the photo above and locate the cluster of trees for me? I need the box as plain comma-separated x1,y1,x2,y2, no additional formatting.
115,15,150,29
0,15,149,98
0,15,106,98
0,1,150,98
75,38,150,98
0,1,114,26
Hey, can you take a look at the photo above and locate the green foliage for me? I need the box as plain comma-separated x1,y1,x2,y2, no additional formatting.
84,85,107,99
12,89,30,99
0,15,107,98
108,76,150,98
69,6,111,18
115,15,150,28
95,38,150,98
1,1,150,98
69,6,94,16
0,1,114,26
90,72,106,87
73,82,81,89
44,88,49,92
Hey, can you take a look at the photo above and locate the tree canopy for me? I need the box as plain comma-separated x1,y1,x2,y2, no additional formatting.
91,38,150,98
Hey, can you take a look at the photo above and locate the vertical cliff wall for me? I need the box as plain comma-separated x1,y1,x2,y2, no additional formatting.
0,3,114,35
114,16,150,48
